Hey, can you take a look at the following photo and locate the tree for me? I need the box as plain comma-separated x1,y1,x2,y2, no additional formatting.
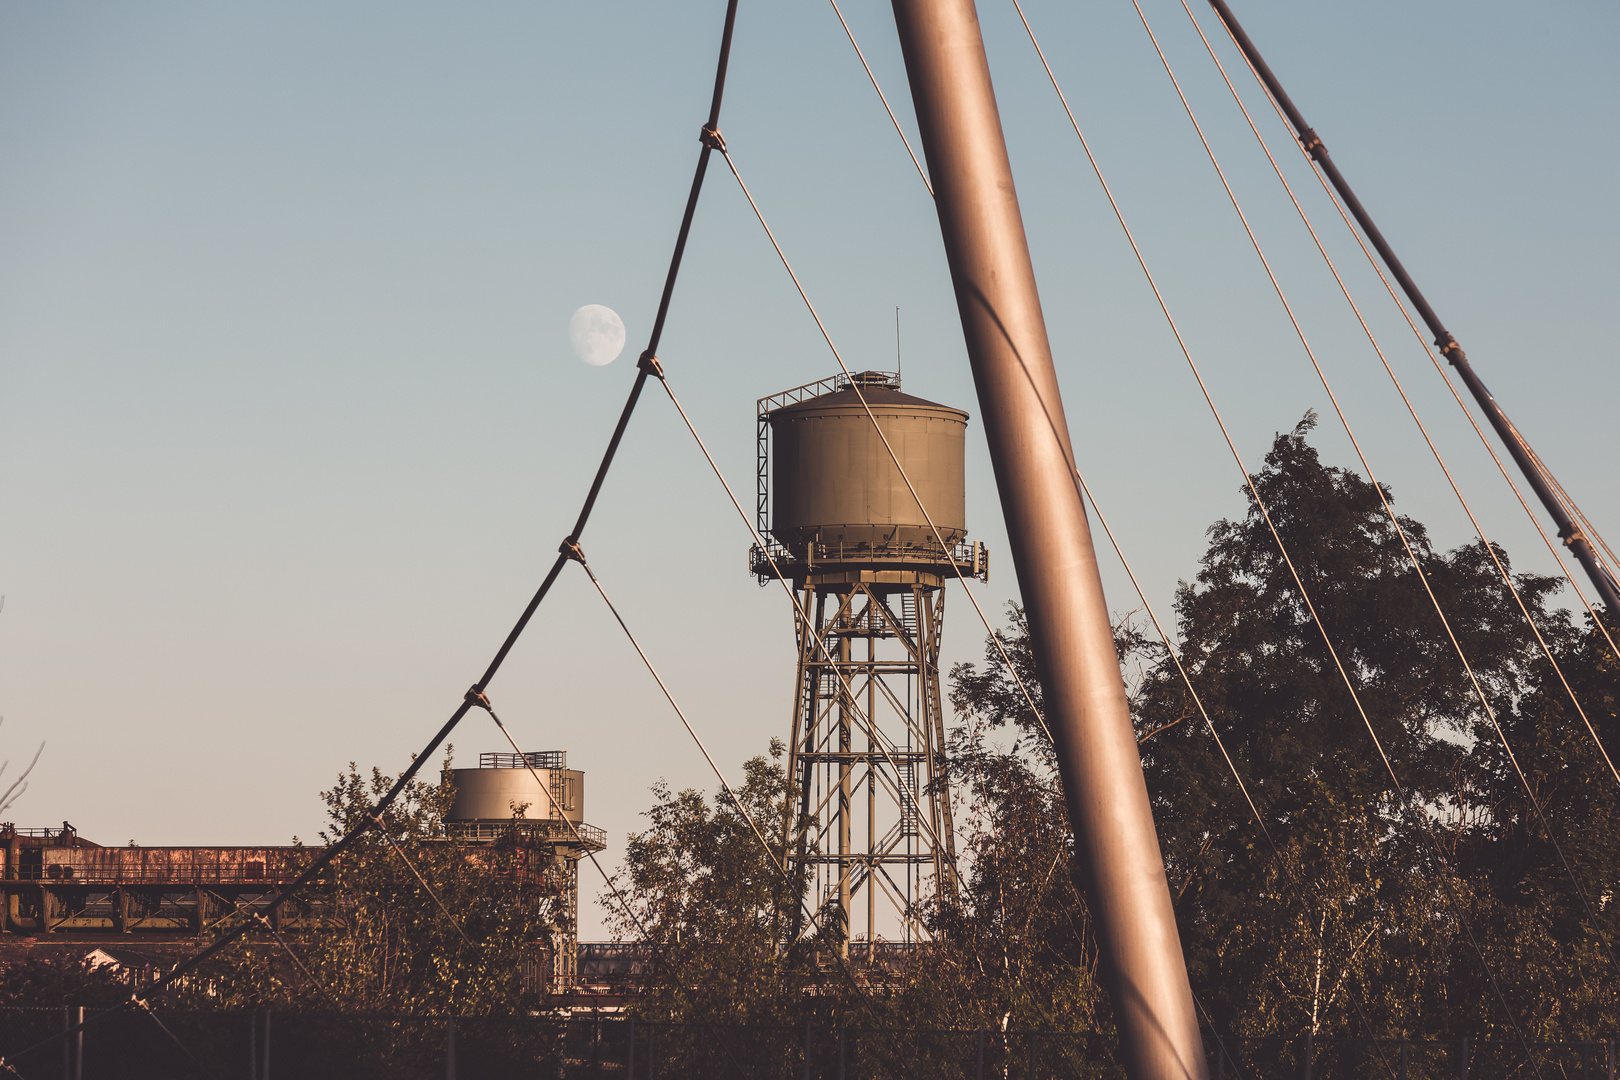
949,416,1620,1040
205,751,565,1016
607,740,821,1026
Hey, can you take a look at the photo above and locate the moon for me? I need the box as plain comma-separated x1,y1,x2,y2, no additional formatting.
569,304,627,367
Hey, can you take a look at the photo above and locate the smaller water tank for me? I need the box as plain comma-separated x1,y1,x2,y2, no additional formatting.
447,752,584,826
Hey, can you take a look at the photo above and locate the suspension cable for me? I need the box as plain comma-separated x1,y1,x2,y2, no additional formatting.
1155,0,1620,982
0,1,746,1065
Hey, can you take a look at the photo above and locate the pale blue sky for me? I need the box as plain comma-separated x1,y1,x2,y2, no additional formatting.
2,0,1614,938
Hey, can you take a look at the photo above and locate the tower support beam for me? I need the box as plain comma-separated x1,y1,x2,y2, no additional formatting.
889,3,1205,1078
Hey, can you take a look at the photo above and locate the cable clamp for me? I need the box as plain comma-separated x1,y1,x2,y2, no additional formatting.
699,124,726,151
637,351,664,379
465,686,492,711
1297,126,1325,160
1435,333,1466,366
1559,524,1585,549
559,538,586,563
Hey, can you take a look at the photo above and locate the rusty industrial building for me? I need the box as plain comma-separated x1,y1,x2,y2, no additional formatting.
0,749,615,997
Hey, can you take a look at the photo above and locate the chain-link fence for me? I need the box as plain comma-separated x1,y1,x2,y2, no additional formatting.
2,1009,1612,1080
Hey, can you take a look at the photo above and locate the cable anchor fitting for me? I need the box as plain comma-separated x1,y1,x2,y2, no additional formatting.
699,125,726,151
465,686,492,711
559,537,586,564
1435,333,1467,367
1297,126,1325,161
637,351,664,379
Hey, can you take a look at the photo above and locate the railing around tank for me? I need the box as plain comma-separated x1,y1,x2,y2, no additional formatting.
750,539,987,585
445,819,606,851
478,751,566,770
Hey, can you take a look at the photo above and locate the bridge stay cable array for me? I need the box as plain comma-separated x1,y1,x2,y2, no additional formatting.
994,0,1549,1058
1173,0,1620,802
823,4,1428,1065
1197,2,1620,681
1197,0,1620,624
1139,0,1620,986
1121,0,1620,997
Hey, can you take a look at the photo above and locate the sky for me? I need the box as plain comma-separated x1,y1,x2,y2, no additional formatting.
1,0,1615,940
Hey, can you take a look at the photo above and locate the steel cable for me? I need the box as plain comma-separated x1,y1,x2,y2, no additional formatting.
827,0,933,197
133,999,220,1080
1129,0,1586,1050
369,813,476,948
471,699,764,1080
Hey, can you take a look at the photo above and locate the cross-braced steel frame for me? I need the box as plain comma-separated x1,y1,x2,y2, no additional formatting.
784,577,957,955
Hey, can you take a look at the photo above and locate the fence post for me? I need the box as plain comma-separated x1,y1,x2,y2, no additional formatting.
249,1009,257,1080
1458,1037,1469,1080
1401,1040,1409,1080
1027,1031,1036,1080
593,1017,602,1077
62,1006,70,1080
804,1023,812,1080
977,1028,985,1080
649,1024,657,1080
627,1016,635,1080
1302,1032,1312,1080
1608,1037,1615,1080
262,1009,273,1080
445,1016,456,1080
1585,1042,1593,1080
72,1006,83,1080
838,1027,846,1080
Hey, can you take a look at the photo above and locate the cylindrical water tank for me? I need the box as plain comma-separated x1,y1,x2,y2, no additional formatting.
769,377,968,548
447,767,585,826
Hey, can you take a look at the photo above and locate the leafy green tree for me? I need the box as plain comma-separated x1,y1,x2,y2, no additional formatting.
607,740,821,1026
607,416,1620,1044
949,416,1620,1041
206,752,564,1016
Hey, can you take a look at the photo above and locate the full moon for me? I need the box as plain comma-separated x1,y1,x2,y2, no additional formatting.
569,304,627,367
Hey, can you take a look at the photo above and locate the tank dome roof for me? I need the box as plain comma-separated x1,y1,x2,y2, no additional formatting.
769,384,968,419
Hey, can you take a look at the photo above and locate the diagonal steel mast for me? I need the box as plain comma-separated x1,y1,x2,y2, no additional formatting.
888,2,1207,1078
1205,0,1620,618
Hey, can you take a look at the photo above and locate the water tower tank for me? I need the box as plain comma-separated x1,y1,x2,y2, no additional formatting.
769,373,968,549
447,752,585,828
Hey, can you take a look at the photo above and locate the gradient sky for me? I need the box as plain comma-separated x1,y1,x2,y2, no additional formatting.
2,0,1615,939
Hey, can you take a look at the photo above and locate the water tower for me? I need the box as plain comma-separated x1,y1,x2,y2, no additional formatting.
751,370,986,952
445,750,605,988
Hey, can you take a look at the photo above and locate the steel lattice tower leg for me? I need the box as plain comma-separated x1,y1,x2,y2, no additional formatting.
783,579,957,951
